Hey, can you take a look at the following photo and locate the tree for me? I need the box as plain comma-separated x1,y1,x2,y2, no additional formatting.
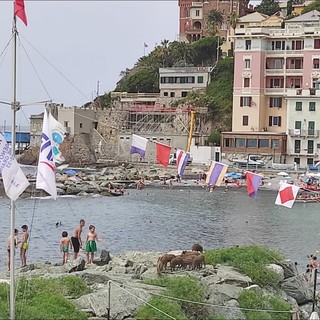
255,0,280,16
206,9,223,35
169,41,194,66
302,0,320,13
228,11,239,30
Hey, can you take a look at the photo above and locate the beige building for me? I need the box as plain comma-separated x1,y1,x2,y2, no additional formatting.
159,67,211,103
58,106,98,135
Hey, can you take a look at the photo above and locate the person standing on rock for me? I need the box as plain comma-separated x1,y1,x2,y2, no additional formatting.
71,219,85,260
60,231,72,264
20,225,29,267
85,225,100,264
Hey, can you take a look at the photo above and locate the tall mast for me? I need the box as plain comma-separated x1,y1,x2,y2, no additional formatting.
10,14,18,320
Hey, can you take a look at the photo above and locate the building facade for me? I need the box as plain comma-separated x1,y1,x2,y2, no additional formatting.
222,10,320,167
178,0,249,43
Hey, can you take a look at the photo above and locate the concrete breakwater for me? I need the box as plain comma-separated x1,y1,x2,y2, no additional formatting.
4,248,316,320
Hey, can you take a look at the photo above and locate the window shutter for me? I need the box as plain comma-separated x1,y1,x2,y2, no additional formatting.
269,116,272,126
240,97,243,107
249,97,252,106
278,116,282,127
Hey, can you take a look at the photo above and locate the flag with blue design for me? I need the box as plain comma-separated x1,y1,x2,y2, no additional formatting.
36,109,65,199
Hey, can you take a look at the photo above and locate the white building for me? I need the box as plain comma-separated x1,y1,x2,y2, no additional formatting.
286,88,320,169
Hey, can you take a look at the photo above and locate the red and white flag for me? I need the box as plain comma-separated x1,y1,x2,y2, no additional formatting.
275,182,300,209
155,142,171,168
14,0,27,26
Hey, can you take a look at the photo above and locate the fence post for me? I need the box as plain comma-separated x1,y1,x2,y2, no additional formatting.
312,268,318,312
107,280,111,320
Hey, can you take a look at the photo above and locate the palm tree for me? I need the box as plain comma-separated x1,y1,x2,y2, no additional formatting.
169,41,194,66
153,39,172,67
227,11,239,30
206,9,223,36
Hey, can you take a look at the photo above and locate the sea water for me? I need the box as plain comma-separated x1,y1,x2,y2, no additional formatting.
0,186,316,270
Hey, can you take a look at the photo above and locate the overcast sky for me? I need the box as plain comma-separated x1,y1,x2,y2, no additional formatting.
0,1,178,128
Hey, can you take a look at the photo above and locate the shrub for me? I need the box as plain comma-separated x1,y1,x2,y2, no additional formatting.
1,276,90,320
238,289,291,320
140,276,206,319
204,245,283,287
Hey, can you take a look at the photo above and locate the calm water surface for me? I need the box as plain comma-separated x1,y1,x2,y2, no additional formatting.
0,186,317,270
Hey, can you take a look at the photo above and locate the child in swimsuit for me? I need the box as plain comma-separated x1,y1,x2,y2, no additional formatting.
7,229,20,271
60,231,72,264
20,225,29,267
85,225,100,264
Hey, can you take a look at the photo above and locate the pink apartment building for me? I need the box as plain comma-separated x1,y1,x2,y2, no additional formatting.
222,10,320,164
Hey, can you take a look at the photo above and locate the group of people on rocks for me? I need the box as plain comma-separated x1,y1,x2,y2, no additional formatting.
59,219,102,264
6,219,102,270
7,225,29,271
306,254,319,284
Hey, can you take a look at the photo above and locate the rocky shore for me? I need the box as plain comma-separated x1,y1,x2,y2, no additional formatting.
4,248,318,320
0,162,296,198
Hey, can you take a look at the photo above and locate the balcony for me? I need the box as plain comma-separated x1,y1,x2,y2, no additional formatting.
266,50,304,57
264,87,286,94
185,28,203,34
265,69,284,75
288,129,319,138
285,68,303,75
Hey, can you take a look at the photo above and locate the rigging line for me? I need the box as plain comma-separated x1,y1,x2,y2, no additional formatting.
114,282,293,314
0,35,14,70
109,281,176,320
20,34,91,102
15,207,61,259
17,35,52,101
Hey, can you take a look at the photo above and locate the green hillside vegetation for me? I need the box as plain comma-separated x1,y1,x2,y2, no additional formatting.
115,37,220,93
98,37,234,132
302,0,320,13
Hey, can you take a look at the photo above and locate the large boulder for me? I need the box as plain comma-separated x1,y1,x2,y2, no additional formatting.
75,283,163,319
93,250,112,266
276,260,298,279
266,263,285,282
281,274,313,305
68,257,86,273
207,299,246,320
216,265,253,287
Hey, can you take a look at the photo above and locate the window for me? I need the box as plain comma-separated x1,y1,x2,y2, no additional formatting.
181,91,188,97
242,115,249,126
196,9,200,16
79,123,83,128
170,92,175,97
309,102,316,111
247,139,257,147
269,116,282,126
64,121,69,127
308,140,314,154
291,40,303,50
295,121,301,129
197,76,204,83
307,158,314,165
240,97,252,107
294,140,301,153
272,139,279,148
308,121,315,135
244,59,251,69
295,102,302,111
269,97,282,108
271,40,285,51
315,39,320,49
184,8,189,17
258,139,269,148
163,92,168,97
245,40,251,50
235,138,245,147
313,59,319,69
244,78,250,88
294,157,300,165
224,138,233,147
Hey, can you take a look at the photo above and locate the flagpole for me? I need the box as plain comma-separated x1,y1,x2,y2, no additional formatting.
10,14,18,320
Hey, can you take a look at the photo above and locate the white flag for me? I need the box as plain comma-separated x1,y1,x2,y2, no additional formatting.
275,182,300,209
49,113,66,163
36,109,65,199
0,132,29,200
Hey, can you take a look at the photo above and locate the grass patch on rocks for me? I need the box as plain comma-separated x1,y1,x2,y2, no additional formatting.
137,276,205,319
204,245,284,287
0,276,91,320
238,290,292,320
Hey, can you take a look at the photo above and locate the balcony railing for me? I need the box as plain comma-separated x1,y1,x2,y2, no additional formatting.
288,129,319,137
265,88,286,94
